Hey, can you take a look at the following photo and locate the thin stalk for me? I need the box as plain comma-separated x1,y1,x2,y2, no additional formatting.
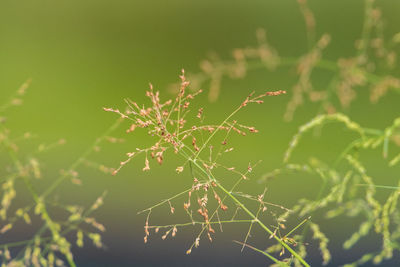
147,220,255,229
41,118,122,198
233,240,289,266
192,103,243,161
137,188,192,215
284,216,311,239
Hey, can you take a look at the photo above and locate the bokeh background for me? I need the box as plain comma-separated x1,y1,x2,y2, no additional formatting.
1,0,400,266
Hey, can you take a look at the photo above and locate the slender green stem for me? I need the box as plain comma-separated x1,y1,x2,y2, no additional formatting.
297,178,328,244
284,216,310,239
148,219,255,229
357,184,400,190
176,90,183,137
41,118,122,198
137,188,192,215
334,139,362,167
193,104,242,161
233,240,289,266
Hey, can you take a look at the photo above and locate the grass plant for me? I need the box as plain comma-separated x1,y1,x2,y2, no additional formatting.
0,82,120,267
1,0,400,266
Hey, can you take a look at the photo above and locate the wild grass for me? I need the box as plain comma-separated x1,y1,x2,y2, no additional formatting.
107,0,400,266
106,69,396,265
105,71,310,266
0,81,121,266
269,113,400,266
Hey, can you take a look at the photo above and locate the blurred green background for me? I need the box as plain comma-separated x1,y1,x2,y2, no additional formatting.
1,0,400,266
